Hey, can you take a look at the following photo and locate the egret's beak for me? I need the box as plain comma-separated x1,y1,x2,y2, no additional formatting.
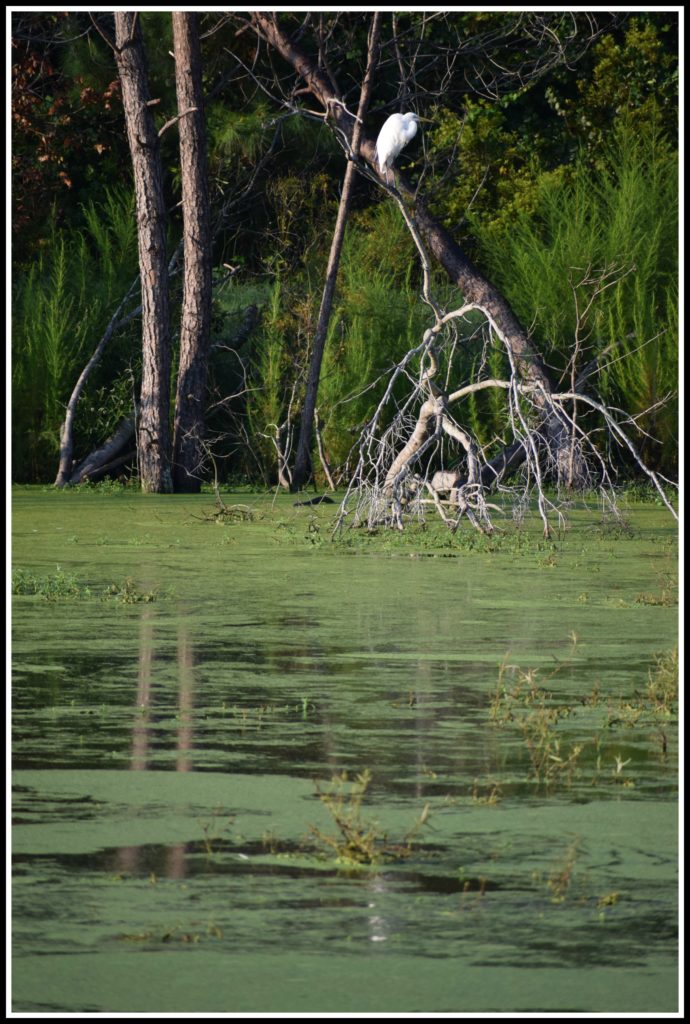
415,116,434,123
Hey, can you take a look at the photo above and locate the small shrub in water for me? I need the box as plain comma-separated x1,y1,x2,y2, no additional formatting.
309,770,430,867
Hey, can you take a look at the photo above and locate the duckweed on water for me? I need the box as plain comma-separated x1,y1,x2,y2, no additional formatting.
11,490,678,1013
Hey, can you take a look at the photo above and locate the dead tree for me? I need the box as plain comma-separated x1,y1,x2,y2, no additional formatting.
246,12,584,482
332,251,678,538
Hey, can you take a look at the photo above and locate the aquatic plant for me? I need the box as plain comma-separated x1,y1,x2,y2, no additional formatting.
547,838,582,903
309,770,430,867
102,577,159,603
488,638,678,792
646,647,678,709
635,570,678,606
12,566,87,600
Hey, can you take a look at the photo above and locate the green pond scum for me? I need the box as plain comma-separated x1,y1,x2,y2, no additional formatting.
11,488,679,1013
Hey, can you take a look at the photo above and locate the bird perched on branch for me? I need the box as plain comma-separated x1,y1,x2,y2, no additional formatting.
375,112,432,183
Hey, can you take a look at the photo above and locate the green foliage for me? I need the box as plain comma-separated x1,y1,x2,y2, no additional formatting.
465,340,511,450
427,17,677,257
428,100,553,250
207,101,275,167
472,118,678,473
245,280,295,478
317,204,431,468
548,17,678,160
12,187,139,482
232,203,436,482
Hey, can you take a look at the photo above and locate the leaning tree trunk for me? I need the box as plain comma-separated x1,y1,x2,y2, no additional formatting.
54,280,140,487
290,12,382,493
250,13,573,471
171,11,212,492
68,415,136,485
114,12,172,493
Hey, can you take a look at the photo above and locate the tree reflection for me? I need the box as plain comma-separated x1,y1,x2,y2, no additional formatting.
116,605,197,878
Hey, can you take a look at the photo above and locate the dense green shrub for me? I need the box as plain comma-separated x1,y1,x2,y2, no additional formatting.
472,118,678,474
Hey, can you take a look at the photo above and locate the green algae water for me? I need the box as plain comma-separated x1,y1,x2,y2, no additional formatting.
11,489,679,1013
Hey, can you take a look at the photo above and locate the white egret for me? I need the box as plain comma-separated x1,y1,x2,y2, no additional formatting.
375,112,432,183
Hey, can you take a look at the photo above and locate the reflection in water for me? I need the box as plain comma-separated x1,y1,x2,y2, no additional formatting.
367,873,391,944
175,624,195,774
118,606,197,878
130,605,154,772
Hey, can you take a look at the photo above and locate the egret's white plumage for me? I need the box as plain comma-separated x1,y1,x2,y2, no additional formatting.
375,112,425,181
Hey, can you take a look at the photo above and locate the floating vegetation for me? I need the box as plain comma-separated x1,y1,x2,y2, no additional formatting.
118,923,224,944
471,778,503,805
635,571,678,606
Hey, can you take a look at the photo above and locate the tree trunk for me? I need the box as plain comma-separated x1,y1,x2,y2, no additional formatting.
291,12,382,492
171,12,213,492
114,12,172,493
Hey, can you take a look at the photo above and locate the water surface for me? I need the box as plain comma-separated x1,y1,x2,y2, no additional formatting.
11,490,679,1013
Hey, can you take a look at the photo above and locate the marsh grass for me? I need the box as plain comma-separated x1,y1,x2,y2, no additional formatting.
12,188,138,482
471,778,503,805
219,699,316,731
546,838,583,903
490,660,585,787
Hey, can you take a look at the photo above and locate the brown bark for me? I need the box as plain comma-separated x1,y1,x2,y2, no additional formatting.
291,12,382,492
171,12,213,492
114,12,172,493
